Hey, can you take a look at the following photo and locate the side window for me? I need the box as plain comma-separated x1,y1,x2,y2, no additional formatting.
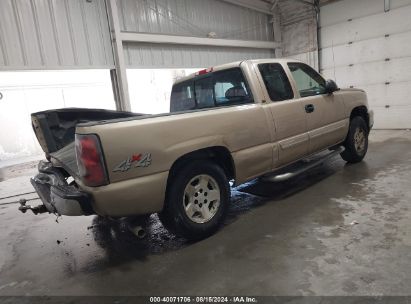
258,63,293,102
288,62,326,97
170,80,195,112
213,68,252,106
195,76,214,109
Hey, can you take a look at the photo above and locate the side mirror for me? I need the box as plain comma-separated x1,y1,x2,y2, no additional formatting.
325,79,339,94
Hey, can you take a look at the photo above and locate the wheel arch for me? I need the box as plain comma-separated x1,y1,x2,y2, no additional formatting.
166,146,235,193
350,106,370,132
160,146,233,239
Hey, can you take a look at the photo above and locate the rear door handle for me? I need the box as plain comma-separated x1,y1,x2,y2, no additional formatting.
305,104,315,113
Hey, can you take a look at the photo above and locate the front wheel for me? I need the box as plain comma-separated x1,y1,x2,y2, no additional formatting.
340,116,369,163
159,160,230,240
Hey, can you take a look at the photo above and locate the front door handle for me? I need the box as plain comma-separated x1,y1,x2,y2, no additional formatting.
305,104,315,113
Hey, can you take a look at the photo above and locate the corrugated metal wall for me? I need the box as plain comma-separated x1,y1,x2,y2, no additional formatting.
118,0,273,41
0,0,274,70
124,43,274,68
320,0,411,129
118,0,275,68
0,0,114,70
279,0,318,70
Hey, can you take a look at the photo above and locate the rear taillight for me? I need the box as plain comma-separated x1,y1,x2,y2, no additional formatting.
75,134,108,187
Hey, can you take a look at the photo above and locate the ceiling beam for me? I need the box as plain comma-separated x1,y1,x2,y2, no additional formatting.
319,0,344,6
288,0,315,7
120,32,280,49
220,0,273,14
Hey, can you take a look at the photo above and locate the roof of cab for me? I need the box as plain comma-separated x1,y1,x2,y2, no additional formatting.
173,58,302,85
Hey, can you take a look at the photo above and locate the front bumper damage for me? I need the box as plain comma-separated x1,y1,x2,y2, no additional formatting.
19,160,94,216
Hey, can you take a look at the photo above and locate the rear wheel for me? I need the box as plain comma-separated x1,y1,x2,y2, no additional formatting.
340,116,369,163
159,160,230,240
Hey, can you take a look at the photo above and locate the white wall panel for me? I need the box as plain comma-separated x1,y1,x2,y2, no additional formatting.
322,57,411,87
321,32,411,69
372,106,411,129
0,0,114,70
320,0,411,27
321,5,411,48
320,1,411,129
361,82,411,108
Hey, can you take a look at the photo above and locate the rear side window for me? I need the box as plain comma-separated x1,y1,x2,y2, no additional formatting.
170,80,195,112
258,63,293,101
288,62,326,97
214,68,252,106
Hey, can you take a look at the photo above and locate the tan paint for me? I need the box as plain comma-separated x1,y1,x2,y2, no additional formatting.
75,58,371,217
79,171,168,217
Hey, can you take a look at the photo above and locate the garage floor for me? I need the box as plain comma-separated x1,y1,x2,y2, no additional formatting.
1,130,411,296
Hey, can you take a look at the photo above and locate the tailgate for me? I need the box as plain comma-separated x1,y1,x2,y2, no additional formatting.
31,108,139,154
49,142,79,177
31,108,141,175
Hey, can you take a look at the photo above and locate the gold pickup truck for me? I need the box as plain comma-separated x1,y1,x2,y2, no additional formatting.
20,59,373,240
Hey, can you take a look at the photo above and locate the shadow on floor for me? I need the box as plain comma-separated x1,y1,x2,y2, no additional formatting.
87,159,345,269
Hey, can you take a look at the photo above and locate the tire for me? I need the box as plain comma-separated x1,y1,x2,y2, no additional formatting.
340,116,369,163
159,160,230,240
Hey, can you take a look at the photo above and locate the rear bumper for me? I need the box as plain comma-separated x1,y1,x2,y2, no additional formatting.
29,161,94,216
26,161,168,217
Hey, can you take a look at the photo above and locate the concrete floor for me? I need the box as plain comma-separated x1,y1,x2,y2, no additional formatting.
1,130,411,296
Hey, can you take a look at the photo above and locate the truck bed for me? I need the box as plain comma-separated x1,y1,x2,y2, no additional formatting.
31,108,144,176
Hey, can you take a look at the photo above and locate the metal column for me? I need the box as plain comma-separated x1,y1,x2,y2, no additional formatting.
105,0,131,111
271,0,283,58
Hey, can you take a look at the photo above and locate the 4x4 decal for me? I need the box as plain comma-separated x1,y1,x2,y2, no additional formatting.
113,153,152,172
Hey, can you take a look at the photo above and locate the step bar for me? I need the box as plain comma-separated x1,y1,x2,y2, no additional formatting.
262,147,344,183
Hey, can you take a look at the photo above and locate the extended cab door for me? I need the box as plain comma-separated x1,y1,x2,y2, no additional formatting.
256,63,309,167
287,63,347,154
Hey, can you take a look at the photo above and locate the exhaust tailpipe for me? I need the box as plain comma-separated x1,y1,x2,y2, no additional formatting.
129,225,146,239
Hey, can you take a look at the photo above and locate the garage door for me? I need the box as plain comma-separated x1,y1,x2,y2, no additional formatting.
320,0,411,129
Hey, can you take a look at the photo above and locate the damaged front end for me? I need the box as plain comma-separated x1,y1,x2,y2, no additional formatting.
19,160,94,216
